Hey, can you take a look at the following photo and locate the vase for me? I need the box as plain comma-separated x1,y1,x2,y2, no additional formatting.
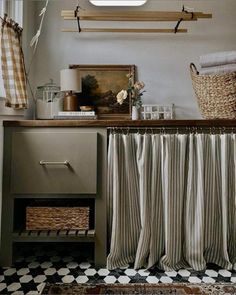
132,106,139,120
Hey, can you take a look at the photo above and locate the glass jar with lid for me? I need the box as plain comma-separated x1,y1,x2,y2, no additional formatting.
36,79,63,119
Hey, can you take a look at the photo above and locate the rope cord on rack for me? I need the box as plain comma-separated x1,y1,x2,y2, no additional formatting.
74,1,82,33
182,5,194,20
174,5,194,33
174,18,183,33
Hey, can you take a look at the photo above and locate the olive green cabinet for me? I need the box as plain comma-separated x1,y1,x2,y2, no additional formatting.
0,127,107,267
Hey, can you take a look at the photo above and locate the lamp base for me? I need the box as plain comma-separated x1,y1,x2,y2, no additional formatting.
63,92,78,111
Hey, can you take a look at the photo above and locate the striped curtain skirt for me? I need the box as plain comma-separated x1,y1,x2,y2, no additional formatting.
107,133,236,271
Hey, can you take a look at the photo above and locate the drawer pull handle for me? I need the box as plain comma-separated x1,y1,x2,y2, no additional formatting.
39,160,69,166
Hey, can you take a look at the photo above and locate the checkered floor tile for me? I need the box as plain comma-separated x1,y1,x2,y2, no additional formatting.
0,245,235,294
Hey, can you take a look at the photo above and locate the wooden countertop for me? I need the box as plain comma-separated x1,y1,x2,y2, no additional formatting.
3,119,236,127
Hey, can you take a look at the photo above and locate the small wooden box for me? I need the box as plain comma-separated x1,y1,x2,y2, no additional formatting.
26,207,89,230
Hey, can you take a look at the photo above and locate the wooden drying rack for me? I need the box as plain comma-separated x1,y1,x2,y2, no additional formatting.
61,9,212,34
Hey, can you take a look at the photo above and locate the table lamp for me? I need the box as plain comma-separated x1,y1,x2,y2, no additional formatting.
60,69,81,111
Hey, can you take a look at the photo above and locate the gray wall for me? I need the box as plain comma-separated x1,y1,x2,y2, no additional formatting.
31,0,236,118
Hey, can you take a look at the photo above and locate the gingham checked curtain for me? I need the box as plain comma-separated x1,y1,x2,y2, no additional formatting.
107,132,236,271
0,17,27,109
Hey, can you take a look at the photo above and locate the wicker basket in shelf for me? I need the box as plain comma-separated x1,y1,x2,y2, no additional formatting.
190,63,236,119
26,207,90,230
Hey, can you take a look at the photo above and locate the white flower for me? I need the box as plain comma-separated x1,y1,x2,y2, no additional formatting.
134,81,145,91
117,90,128,105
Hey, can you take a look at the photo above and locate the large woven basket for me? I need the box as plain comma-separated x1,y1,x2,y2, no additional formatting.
26,207,89,230
190,63,236,119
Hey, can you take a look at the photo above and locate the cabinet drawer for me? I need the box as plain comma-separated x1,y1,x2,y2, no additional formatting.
11,131,97,194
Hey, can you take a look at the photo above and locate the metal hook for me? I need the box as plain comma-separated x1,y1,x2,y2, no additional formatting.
161,127,166,135
186,127,191,134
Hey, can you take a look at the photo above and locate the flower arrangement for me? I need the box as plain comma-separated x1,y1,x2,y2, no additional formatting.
116,74,145,108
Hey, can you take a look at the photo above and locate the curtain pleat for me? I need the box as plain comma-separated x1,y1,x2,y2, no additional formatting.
134,134,152,269
231,134,236,270
107,134,114,243
185,134,205,270
148,135,165,269
107,133,236,271
107,134,141,269
159,134,187,270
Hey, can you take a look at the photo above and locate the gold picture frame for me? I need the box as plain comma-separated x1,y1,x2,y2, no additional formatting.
70,64,136,119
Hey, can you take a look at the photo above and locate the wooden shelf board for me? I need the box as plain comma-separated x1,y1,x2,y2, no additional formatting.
12,229,95,242
13,194,96,199
62,28,188,33
63,16,198,22
61,10,212,22
3,120,236,128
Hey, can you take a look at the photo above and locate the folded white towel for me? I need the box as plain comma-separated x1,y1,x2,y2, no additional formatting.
199,63,236,75
199,51,236,68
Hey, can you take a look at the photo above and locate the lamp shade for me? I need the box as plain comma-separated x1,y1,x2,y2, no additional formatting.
60,69,81,92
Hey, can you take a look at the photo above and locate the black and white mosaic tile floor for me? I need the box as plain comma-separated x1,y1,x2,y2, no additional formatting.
0,244,236,294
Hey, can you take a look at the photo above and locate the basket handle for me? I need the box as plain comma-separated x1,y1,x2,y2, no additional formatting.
190,63,199,75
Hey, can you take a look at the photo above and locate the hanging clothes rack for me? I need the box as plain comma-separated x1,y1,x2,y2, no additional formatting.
61,7,212,34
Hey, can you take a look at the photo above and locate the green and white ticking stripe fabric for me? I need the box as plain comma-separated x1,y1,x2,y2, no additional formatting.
107,133,236,271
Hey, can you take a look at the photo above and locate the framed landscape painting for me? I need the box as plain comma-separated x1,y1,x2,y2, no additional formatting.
70,64,135,119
